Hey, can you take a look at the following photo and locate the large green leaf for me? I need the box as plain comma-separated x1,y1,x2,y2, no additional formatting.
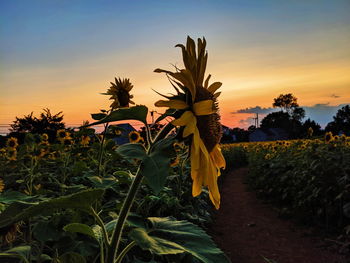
87,105,148,126
0,245,31,263
0,189,104,228
129,217,230,263
116,143,147,161
141,138,176,194
0,191,45,204
63,223,102,244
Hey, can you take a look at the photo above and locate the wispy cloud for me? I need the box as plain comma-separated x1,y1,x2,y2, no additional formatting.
233,106,276,115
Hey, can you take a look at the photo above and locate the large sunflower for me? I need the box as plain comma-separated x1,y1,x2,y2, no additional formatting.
154,36,226,209
104,77,135,109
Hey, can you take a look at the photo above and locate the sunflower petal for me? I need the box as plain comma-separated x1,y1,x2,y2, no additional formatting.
155,99,188,110
171,111,194,126
193,100,214,116
210,145,226,169
208,82,222,94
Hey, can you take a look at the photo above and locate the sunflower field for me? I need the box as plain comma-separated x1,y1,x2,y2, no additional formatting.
222,134,350,238
0,37,231,263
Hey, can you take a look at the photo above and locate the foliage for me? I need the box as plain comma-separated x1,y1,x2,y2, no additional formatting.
222,136,350,237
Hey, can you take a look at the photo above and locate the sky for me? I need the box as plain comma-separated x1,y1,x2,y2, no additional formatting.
1,0,350,133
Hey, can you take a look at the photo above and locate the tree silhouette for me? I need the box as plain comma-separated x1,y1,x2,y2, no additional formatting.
10,108,65,141
273,93,299,113
325,105,350,135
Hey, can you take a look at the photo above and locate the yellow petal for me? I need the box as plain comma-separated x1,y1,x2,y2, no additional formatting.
171,70,196,101
171,111,194,126
155,99,188,109
210,145,226,169
213,92,221,99
193,100,214,116
183,119,196,137
207,82,222,94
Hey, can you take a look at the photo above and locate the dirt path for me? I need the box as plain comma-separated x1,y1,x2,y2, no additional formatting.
210,168,347,263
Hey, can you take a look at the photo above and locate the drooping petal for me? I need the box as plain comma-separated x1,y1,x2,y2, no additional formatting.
171,111,194,127
210,145,226,170
183,118,197,137
193,100,214,116
155,99,188,109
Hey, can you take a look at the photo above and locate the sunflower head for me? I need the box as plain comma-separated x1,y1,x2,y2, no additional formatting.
6,148,17,161
81,135,90,147
57,129,68,139
105,77,135,109
128,131,141,143
154,36,225,209
154,36,223,152
115,129,122,136
6,137,18,149
325,132,333,143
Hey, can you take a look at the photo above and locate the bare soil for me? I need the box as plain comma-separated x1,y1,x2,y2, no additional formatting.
209,168,348,263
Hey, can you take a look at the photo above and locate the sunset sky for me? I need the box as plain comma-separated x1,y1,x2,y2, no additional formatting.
1,0,350,133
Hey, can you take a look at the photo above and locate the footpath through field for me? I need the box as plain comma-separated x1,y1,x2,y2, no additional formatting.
210,168,347,263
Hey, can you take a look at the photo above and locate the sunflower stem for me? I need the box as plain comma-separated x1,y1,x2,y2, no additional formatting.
106,122,174,263
97,122,109,177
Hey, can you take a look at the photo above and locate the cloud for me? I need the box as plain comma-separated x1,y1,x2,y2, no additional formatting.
234,103,350,128
330,94,340,98
233,106,276,114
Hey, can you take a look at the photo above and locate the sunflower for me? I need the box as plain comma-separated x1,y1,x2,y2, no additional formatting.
81,135,91,147
6,137,18,149
0,178,4,193
128,131,141,143
325,132,333,143
104,77,135,109
57,129,68,140
6,148,17,161
115,129,122,136
154,36,225,209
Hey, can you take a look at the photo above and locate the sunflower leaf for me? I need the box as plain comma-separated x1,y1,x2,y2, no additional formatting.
0,189,104,228
129,217,230,263
85,105,148,127
141,138,176,194
116,143,147,161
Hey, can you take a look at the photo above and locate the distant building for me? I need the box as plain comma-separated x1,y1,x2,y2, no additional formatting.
112,123,136,145
249,128,288,142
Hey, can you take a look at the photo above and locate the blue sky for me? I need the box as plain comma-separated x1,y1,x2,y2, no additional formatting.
1,0,349,129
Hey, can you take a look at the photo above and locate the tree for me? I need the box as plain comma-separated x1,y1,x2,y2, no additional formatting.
302,118,321,137
261,94,305,138
10,108,65,141
273,93,299,113
325,105,350,135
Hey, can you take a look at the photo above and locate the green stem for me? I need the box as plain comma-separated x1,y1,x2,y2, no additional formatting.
106,122,174,263
90,207,110,244
115,241,136,263
98,122,109,177
106,166,142,262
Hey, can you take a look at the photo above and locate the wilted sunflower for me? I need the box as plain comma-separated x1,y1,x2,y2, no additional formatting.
104,77,135,109
128,131,141,143
6,137,18,149
154,36,225,209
